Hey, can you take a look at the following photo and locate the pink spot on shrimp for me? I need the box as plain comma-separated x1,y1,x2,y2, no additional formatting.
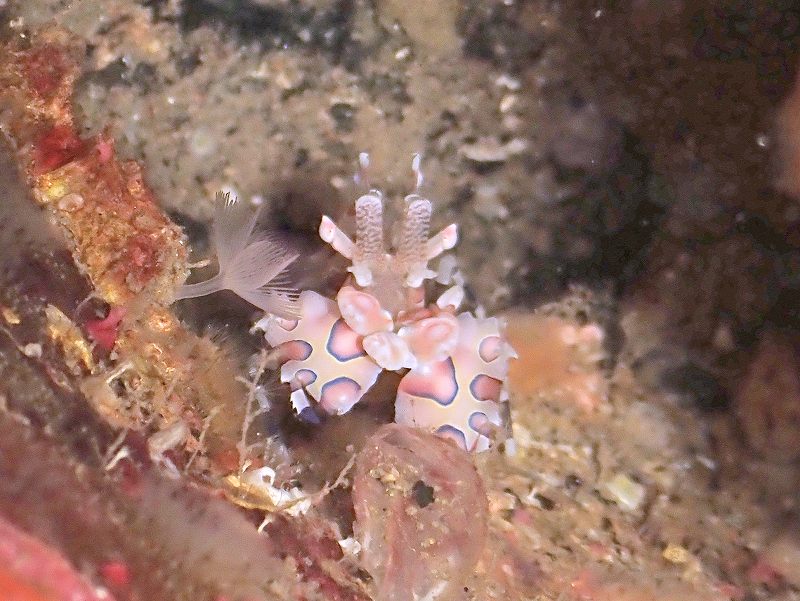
283,340,313,361
435,424,467,449
326,319,366,361
479,335,502,362
319,376,362,414
398,358,458,406
468,412,490,434
469,374,502,402
295,369,317,386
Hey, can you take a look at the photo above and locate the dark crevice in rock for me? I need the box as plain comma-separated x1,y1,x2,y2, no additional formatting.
179,0,366,70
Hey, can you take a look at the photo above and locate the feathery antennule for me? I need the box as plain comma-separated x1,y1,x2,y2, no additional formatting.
174,192,300,318
399,154,455,287
350,192,385,286
355,193,385,260
398,195,432,286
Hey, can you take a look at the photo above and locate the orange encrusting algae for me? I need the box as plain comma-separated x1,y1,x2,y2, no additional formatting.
505,313,607,411
0,28,187,307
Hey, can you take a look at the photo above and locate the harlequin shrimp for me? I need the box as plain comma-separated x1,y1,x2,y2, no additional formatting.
257,155,515,452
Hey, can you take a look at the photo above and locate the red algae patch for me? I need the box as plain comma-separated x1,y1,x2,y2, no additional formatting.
0,515,115,601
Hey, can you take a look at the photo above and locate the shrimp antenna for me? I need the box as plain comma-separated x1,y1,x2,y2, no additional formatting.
411,153,423,190
354,151,371,187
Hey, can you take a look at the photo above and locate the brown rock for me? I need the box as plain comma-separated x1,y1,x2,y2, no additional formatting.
735,330,800,463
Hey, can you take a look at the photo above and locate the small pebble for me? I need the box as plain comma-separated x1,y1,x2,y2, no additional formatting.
338,537,362,555
461,137,527,163
189,127,217,159
22,342,42,358
602,473,646,512
662,543,691,564
58,193,85,212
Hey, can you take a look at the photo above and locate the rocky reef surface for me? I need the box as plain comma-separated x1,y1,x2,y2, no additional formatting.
1,2,800,600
